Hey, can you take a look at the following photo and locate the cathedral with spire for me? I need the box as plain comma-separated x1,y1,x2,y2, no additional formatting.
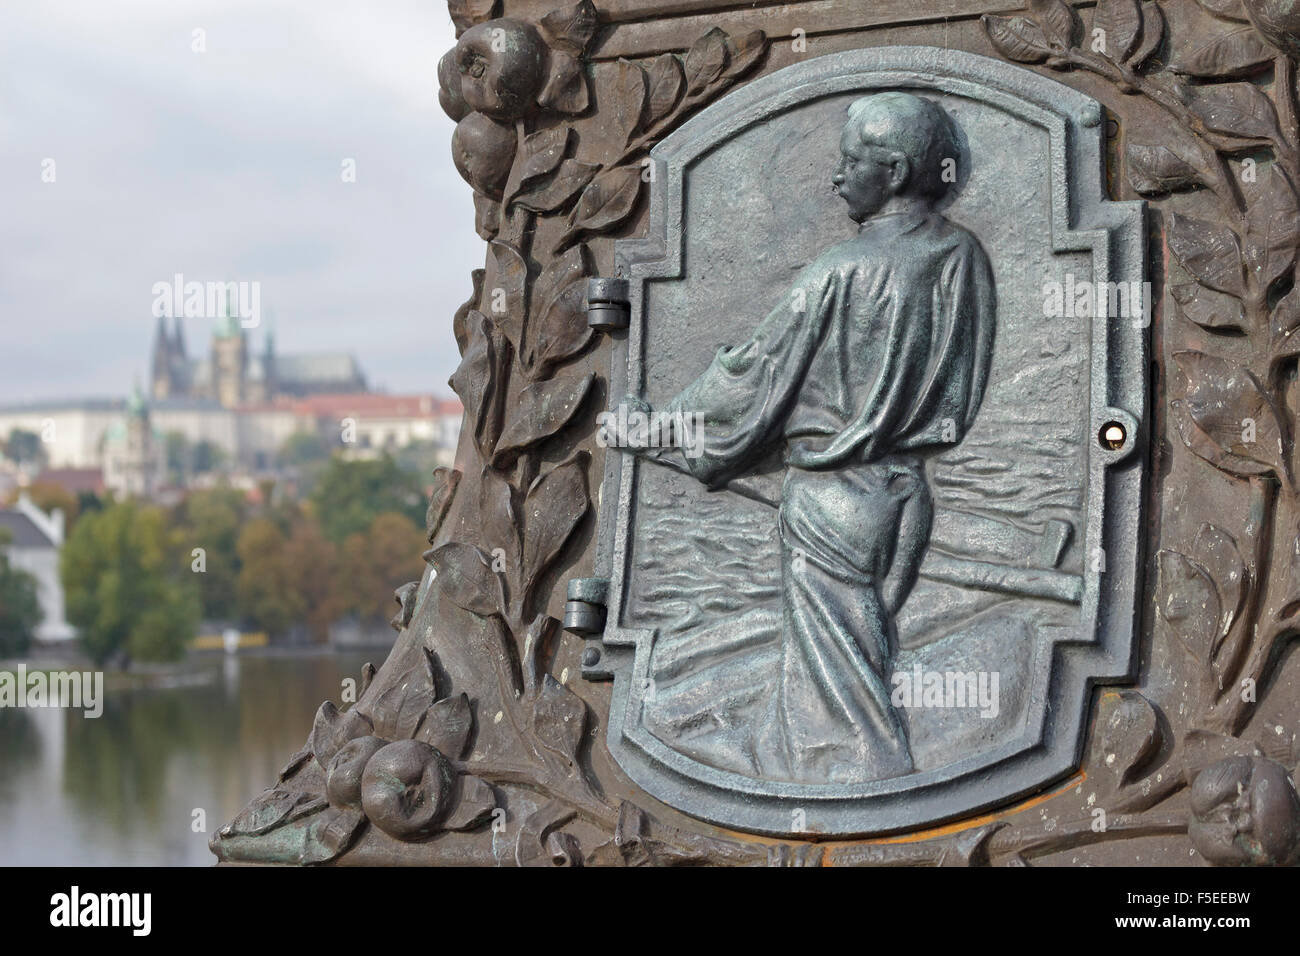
150,308,367,409
0,307,460,501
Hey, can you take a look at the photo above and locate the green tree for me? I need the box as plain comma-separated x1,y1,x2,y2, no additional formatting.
0,529,42,656
163,431,190,485
235,512,341,642
23,480,79,530
363,511,426,621
279,431,331,467
76,491,106,518
192,440,226,474
309,454,425,544
392,439,447,479
235,518,296,637
173,487,246,621
60,501,199,664
4,428,46,467
281,517,341,641
334,511,427,623
335,530,378,622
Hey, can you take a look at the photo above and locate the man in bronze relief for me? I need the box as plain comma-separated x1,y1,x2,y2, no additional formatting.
633,93,996,783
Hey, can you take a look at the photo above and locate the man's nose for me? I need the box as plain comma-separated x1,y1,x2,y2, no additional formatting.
831,168,845,185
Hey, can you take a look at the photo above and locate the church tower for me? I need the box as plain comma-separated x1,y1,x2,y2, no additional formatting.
150,315,174,399
258,313,277,403
105,380,164,498
212,292,247,409
149,316,192,399
171,316,187,373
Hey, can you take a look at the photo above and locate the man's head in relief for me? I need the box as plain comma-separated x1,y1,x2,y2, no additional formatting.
832,92,962,224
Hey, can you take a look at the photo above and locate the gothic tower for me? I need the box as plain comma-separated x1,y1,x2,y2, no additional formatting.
150,315,174,399
212,293,247,409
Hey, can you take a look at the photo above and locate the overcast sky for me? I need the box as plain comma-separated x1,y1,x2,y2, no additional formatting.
0,0,480,404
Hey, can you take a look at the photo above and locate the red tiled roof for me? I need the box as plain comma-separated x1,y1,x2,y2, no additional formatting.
238,394,462,419
33,468,105,494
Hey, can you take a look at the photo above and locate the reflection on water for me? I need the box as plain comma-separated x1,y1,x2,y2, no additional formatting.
0,650,373,866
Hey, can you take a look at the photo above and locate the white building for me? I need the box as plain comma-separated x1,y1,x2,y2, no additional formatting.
244,393,463,466
236,404,303,468
150,397,240,458
2,376,464,497
0,398,124,470
296,395,461,453
0,493,75,643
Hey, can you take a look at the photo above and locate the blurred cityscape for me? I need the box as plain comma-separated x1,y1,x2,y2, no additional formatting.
0,0,477,866
0,310,462,664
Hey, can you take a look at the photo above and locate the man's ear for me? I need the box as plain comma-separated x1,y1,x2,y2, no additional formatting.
888,154,910,194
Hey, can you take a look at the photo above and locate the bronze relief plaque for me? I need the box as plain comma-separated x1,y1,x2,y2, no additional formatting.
587,47,1147,836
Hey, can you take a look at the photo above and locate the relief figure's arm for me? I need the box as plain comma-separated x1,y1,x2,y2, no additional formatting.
664,263,841,487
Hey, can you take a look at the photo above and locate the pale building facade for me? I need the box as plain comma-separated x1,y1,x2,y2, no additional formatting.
0,400,123,470
2,323,462,486
0,493,75,643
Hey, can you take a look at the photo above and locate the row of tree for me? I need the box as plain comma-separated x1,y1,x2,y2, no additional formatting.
57,455,430,664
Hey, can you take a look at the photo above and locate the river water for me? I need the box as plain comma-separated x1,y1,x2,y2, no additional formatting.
0,650,373,866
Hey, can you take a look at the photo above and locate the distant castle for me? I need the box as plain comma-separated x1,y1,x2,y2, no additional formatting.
150,310,367,409
0,309,462,500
